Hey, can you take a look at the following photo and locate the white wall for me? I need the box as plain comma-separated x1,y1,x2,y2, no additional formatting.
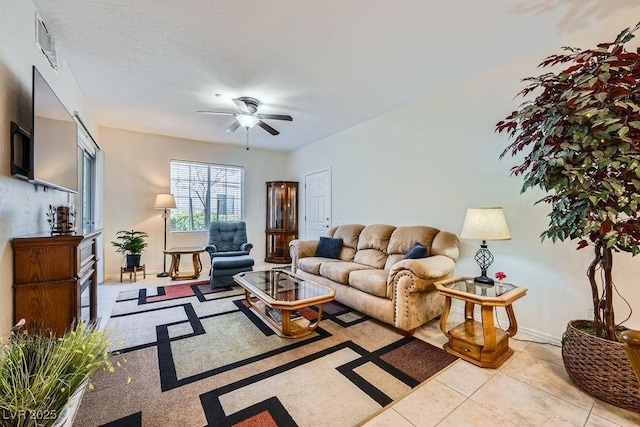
287,9,640,342
100,127,288,278
0,0,99,333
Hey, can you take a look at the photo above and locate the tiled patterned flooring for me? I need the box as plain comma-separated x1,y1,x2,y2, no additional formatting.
96,264,640,427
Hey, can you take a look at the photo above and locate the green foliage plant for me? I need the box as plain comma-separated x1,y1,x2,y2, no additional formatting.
110,230,148,256
497,23,640,341
0,321,125,427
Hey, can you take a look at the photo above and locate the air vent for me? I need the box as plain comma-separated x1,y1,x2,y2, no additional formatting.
35,14,58,71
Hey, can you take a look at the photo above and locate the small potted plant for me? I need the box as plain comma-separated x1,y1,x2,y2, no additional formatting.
111,230,149,269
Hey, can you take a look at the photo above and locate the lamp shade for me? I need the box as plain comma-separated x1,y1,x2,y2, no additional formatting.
154,193,176,209
236,114,259,129
460,207,511,241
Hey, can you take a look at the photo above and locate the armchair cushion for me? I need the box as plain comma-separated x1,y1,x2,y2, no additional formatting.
207,220,252,256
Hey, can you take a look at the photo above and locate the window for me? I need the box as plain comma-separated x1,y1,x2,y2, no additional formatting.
170,160,244,232
81,151,95,231
76,126,101,234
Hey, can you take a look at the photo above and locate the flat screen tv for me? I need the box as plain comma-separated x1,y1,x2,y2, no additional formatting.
30,66,78,193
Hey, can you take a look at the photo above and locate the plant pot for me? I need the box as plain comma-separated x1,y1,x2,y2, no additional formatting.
126,254,141,269
562,319,640,412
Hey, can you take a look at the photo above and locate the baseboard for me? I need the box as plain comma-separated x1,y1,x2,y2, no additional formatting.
450,306,562,346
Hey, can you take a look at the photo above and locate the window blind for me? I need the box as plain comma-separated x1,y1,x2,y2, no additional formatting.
170,160,243,232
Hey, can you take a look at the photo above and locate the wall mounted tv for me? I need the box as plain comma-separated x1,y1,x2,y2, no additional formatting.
10,66,79,193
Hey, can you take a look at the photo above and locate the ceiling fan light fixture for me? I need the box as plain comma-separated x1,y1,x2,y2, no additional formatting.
236,114,259,128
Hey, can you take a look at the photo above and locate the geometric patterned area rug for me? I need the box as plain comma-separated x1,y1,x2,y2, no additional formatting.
73,281,457,427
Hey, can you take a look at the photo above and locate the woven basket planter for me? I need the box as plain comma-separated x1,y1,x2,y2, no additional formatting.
562,319,640,412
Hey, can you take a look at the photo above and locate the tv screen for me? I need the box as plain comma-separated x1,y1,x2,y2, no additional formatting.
31,66,78,193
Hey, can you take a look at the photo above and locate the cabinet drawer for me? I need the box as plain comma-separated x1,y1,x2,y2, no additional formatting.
78,239,96,271
450,337,481,359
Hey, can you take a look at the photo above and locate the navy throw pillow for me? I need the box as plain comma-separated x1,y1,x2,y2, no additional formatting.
315,237,343,259
403,243,427,259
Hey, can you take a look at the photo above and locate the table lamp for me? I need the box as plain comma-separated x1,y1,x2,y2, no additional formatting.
460,207,511,285
154,193,176,277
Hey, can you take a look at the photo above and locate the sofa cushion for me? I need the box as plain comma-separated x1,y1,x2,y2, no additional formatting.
403,243,427,259
319,261,373,285
315,236,343,259
387,226,440,256
348,269,389,298
328,224,365,261
384,254,404,270
298,256,340,275
354,224,396,268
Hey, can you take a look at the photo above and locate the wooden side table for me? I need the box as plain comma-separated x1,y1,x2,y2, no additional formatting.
434,276,527,368
163,246,205,280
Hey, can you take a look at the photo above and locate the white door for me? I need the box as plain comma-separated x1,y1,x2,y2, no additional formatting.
305,169,331,239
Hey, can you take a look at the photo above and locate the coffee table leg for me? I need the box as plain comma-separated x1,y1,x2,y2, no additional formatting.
281,310,292,335
306,304,325,331
244,290,253,308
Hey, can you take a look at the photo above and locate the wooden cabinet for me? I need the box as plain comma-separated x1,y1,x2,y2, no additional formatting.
12,230,101,336
265,181,298,263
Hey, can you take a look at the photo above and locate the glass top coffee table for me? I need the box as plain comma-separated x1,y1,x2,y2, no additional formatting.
234,269,336,338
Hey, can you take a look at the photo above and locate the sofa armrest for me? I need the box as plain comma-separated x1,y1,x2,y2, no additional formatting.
241,242,253,253
289,239,319,272
388,255,455,292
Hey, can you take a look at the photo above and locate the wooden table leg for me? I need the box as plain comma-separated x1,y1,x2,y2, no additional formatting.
169,254,178,279
505,304,519,337
440,296,452,335
464,301,475,321
281,309,292,336
192,252,202,278
481,305,497,352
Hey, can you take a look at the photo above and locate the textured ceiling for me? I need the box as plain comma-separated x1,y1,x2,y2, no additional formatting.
31,0,637,152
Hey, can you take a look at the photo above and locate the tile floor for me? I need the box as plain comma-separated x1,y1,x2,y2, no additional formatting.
97,265,640,427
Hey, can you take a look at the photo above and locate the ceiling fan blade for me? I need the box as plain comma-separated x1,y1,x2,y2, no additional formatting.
258,114,293,121
233,98,251,113
257,120,279,135
196,111,235,116
226,121,241,133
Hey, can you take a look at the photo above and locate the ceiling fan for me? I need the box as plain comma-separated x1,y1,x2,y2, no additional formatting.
197,97,292,135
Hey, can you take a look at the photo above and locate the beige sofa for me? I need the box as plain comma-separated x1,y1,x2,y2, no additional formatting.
289,224,459,333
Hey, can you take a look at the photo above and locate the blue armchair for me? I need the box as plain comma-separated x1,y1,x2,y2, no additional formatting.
206,220,254,287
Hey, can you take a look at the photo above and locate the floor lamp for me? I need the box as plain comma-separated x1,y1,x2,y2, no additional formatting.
155,193,176,277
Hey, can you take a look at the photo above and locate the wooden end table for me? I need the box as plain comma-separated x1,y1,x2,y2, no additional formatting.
163,246,205,280
434,276,527,368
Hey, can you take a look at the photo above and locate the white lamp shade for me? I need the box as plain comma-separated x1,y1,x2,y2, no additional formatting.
154,193,176,209
460,207,511,241
236,114,259,128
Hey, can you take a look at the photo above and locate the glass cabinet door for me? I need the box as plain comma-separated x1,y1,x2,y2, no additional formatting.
266,181,298,263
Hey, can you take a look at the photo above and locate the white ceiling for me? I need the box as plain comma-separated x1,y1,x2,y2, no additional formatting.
31,0,636,152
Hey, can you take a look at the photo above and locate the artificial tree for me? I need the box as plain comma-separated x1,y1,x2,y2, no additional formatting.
497,23,640,341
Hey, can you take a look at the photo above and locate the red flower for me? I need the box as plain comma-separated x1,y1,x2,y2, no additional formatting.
495,271,507,280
